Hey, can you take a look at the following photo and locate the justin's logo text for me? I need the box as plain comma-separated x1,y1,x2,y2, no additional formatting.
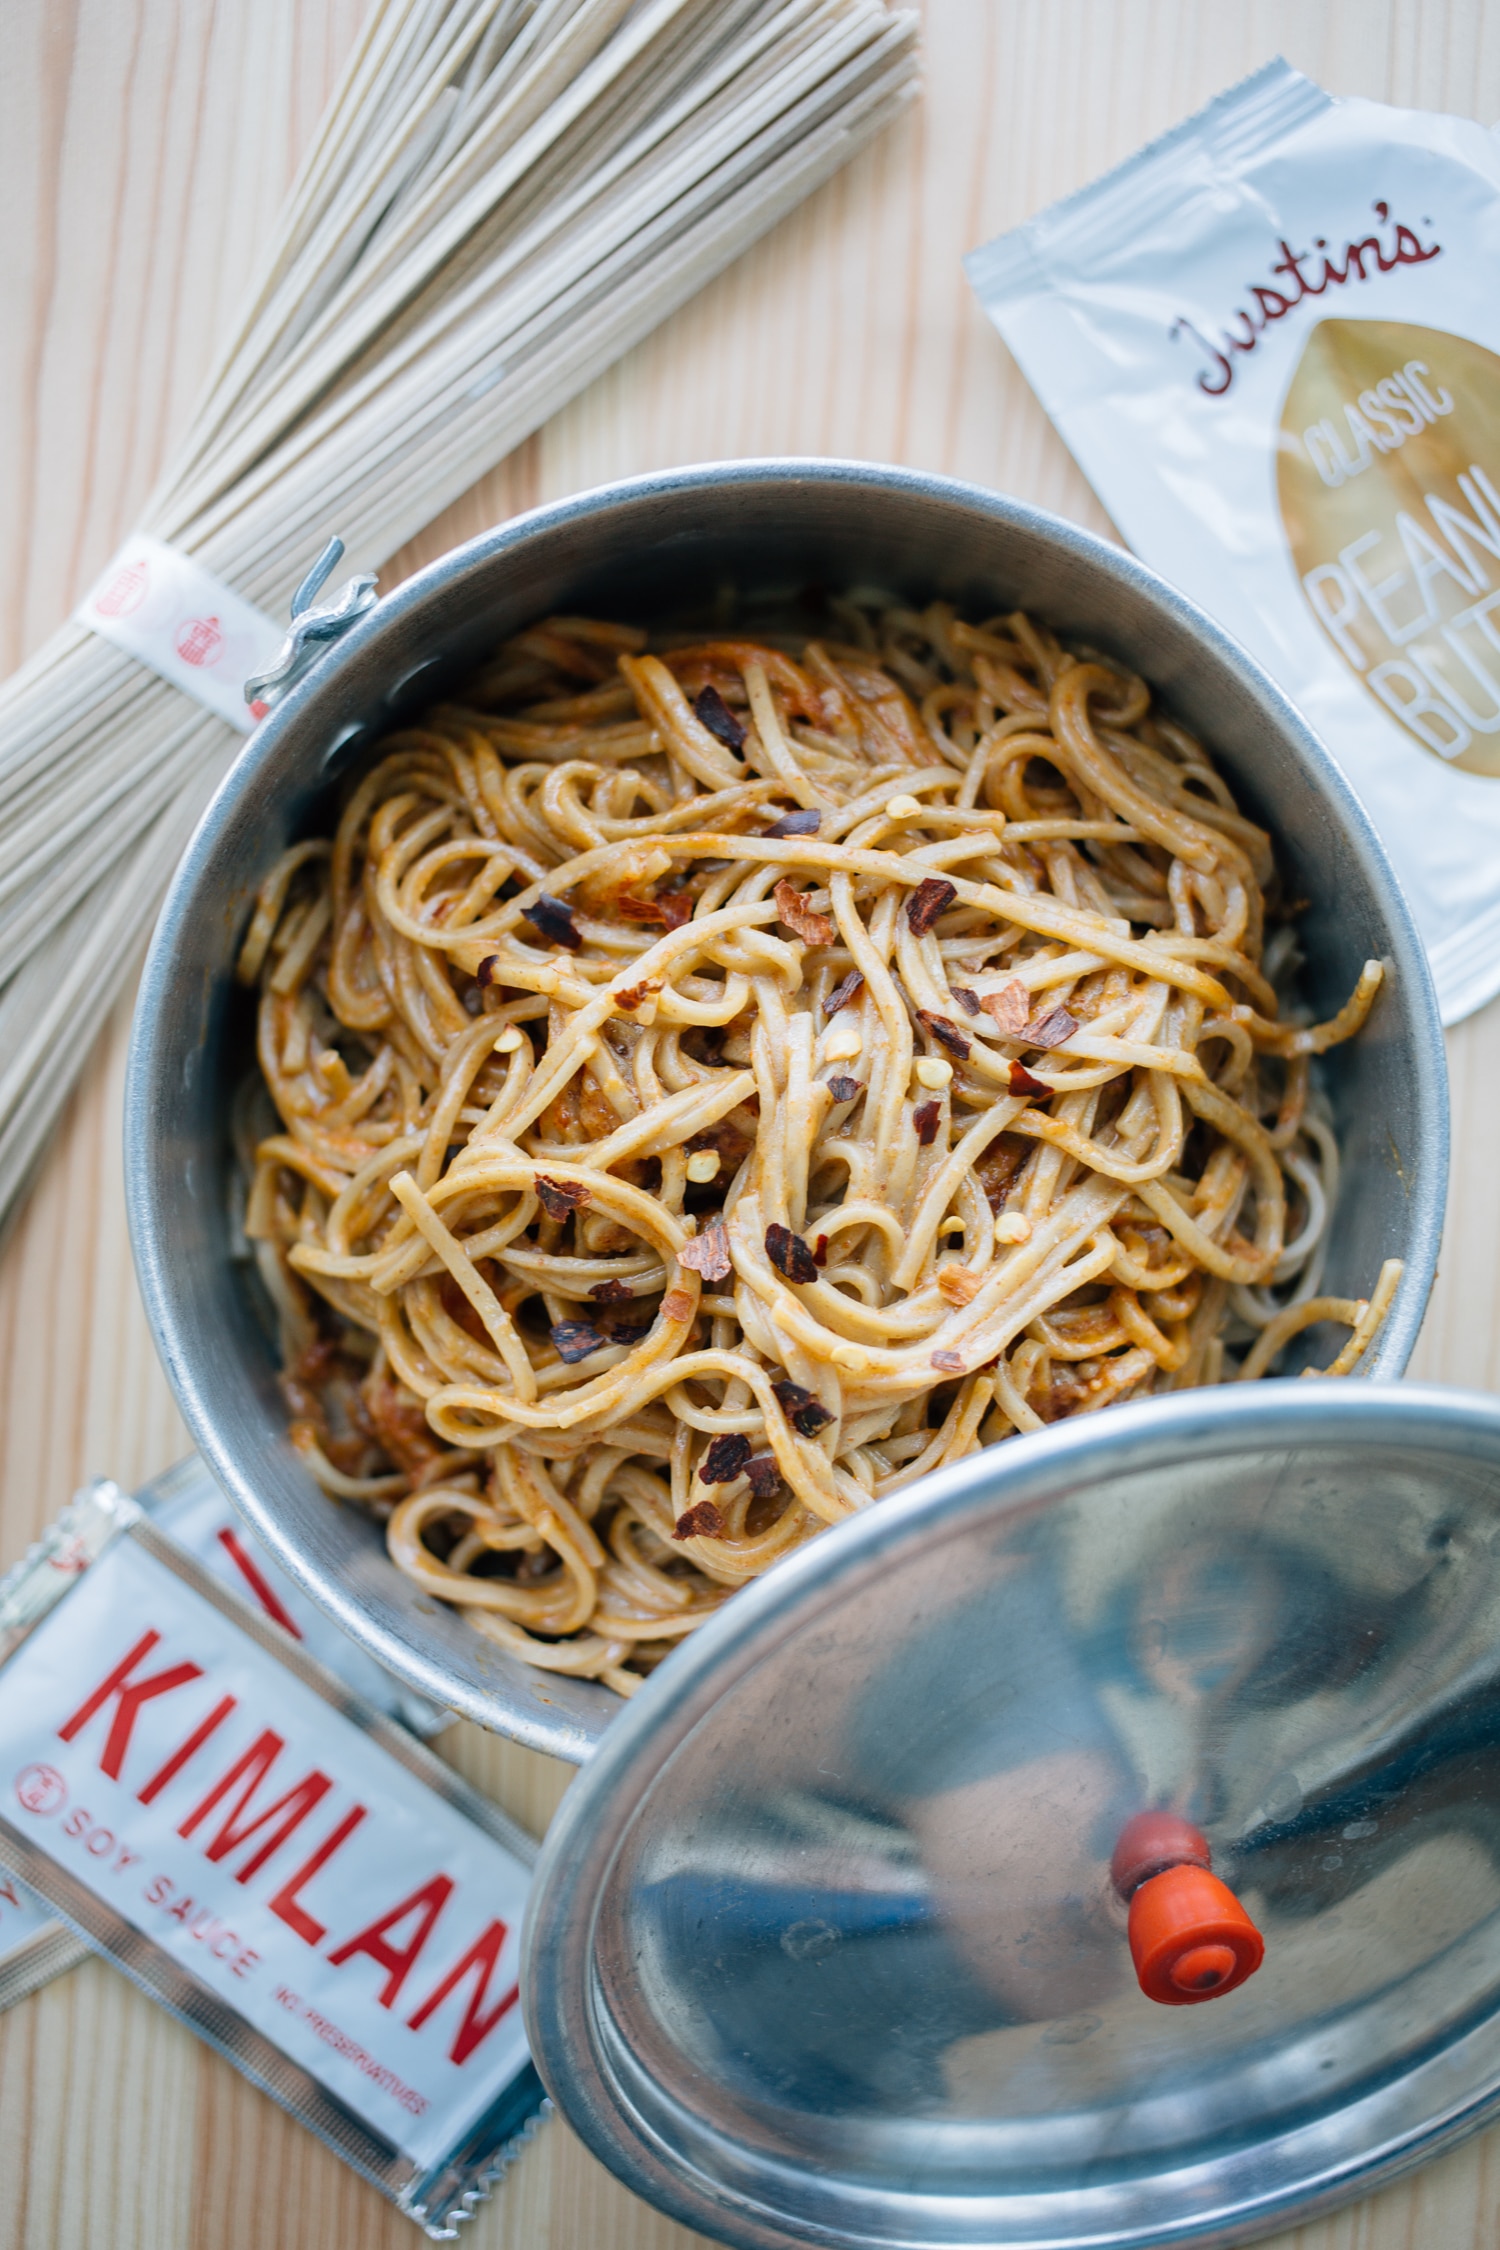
1172,202,1442,397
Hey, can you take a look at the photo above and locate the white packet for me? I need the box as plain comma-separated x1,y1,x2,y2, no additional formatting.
966,59,1500,1024
0,1455,446,2015
0,1482,543,2231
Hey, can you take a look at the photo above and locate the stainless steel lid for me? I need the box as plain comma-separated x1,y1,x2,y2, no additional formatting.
523,1380,1500,2250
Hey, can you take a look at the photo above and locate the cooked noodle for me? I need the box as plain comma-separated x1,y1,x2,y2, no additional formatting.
240,600,1399,1695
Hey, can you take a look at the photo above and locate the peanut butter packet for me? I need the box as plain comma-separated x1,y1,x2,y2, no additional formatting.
967,59,1500,1022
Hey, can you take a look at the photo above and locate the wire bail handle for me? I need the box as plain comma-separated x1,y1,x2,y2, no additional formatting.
244,537,379,719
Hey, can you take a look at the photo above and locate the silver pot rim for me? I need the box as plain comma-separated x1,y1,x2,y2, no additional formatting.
124,455,1450,1756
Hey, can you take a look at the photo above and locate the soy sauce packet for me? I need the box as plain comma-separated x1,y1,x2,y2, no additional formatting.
0,1456,446,2016
966,59,1500,1023
0,1479,544,2235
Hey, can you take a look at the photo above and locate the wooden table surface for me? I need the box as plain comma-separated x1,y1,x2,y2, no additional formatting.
4,3,1500,2244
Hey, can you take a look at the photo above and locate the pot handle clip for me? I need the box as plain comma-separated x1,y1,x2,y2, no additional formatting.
244,537,379,719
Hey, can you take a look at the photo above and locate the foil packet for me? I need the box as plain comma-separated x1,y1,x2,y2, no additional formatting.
0,1455,446,2015
966,59,1500,1023
0,1479,544,2235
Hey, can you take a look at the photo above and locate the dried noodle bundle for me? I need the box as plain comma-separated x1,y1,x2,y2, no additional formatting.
242,600,1398,1696
0,0,917,1235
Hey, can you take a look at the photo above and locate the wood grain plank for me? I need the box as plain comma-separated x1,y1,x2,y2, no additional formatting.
5,3,1500,2246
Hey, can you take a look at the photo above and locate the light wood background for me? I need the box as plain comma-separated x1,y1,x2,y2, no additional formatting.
3,2,1500,2244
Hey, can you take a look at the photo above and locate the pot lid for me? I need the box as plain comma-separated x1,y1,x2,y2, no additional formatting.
522,1381,1500,2250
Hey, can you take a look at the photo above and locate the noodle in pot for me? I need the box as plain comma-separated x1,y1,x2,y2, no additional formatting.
239,601,1398,1696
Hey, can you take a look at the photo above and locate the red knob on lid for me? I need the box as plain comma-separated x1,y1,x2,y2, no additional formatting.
1127,1864,1264,2006
1110,1810,1211,1900
1111,1812,1265,2006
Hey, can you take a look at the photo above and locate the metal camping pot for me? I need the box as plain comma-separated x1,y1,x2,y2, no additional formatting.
125,460,1447,1758
523,1380,1500,2250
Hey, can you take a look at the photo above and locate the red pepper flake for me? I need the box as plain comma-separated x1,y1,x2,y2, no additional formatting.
826,1075,863,1103
1026,1005,1079,1051
952,986,981,1016
930,1350,966,1374
660,1288,695,1323
693,684,747,752
550,1319,608,1363
765,1224,819,1284
534,1175,590,1221
771,1379,833,1436
618,890,693,930
678,1216,732,1282
699,1431,753,1485
774,879,834,947
1009,1060,1052,1098
823,969,864,1016
905,877,957,936
764,808,822,838
744,1452,783,1499
914,1099,941,1146
613,978,659,1012
290,1337,341,1385
476,954,499,988
981,979,1029,1035
916,1009,971,1059
521,892,582,951
813,1234,829,1267
590,1278,633,1302
673,1498,727,1541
